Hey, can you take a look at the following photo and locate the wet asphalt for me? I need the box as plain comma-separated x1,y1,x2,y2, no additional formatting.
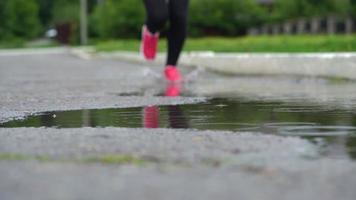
1,48,356,200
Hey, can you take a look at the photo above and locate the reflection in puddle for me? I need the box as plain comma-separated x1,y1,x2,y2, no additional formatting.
1,98,356,160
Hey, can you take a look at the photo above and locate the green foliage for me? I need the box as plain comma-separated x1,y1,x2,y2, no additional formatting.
0,0,41,40
52,0,79,24
36,0,55,28
1,0,356,43
0,38,25,49
0,1,9,38
352,0,356,16
91,0,266,38
91,0,145,38
273,0,352,20
189,0,267,36
51,0,80,44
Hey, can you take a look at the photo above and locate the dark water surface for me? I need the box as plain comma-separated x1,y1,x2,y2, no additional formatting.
1,98,356,160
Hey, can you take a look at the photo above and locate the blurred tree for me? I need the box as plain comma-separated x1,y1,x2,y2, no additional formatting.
50,0,80,44
273,0,352,20
351,0,356,16
36,0,54,29
306,0,351,16
0,1,9,39
36,0,97,28
91,0,145,38
2,0,355,42
52,0,80,25
0,0,41,40
189,0,267,36
91,0,266,38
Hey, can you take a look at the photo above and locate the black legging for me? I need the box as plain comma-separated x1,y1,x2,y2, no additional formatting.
143,0,189,66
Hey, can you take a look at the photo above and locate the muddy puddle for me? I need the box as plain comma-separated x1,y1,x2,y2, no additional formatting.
1,98,355,160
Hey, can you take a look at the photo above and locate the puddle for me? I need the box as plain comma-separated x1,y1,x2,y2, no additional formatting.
1,98,356,160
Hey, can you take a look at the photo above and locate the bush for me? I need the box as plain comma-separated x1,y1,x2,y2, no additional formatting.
0,0,41,40
273,0,352,20
189,0,267,36
90,0,266,39
0,1,8,38
91,0,145,38
50,0,80,44
52,0,79,24
36,0,54,29
352,0,356,16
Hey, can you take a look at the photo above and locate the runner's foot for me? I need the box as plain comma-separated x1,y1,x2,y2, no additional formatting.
164,65,182,82
165,83,181,97
141,25,159,61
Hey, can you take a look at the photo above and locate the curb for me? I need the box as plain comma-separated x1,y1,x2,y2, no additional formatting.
0,47,69,56
75,48,356,80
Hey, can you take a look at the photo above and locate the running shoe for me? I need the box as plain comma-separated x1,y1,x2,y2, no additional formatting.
165,83,181,97
141,25,159,61
164,65,182,82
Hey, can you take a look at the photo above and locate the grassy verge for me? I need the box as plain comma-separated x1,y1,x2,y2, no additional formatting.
0,38,59,49
95,35,356,53
0,38,26,49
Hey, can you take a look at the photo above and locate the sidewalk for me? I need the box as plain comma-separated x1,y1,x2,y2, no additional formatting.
87,49,356,80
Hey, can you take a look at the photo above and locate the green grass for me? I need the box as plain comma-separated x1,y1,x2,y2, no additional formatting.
0,153,50,161
85,155,146,165
95,35,356,53
0,38,59,49
0,38,26,49
0,153,29,161
0,153,146,166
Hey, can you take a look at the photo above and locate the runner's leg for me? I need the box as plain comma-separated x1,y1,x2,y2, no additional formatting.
166,0,189,66
143,0,169,33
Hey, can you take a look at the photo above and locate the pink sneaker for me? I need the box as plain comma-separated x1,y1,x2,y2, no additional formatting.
141,25,159,61
164,66,182,82
165,83,181,97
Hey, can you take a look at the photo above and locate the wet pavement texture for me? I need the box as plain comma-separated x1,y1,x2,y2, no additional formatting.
1,160,356,200
2,49,356,200
2,98,356,160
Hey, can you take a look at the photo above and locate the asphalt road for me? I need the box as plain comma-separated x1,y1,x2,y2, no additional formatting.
1,48,356,200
